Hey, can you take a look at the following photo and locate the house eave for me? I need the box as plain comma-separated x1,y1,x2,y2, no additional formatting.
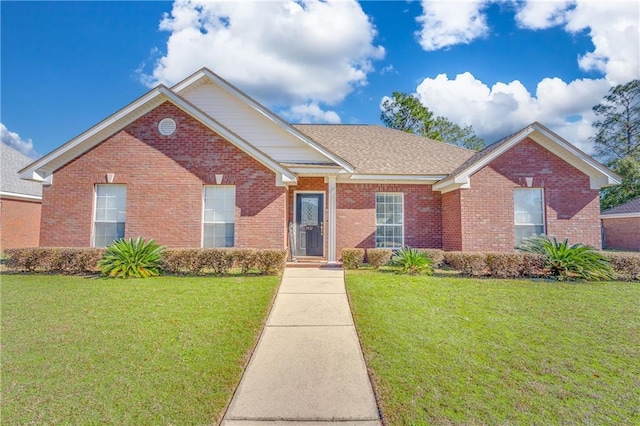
343,174,447,184
0,191,42,202
601,212,640,219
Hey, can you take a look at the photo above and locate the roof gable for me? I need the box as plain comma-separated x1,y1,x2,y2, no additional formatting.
19,84,297,185
1,143,42,199
171,68,354,172
433,122,621,193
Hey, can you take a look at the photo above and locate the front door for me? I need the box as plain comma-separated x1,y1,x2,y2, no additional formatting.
295,193,324,256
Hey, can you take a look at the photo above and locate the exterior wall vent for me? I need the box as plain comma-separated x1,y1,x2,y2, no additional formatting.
158,118,176,136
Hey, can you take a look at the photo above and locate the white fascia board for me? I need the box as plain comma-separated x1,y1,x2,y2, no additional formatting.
163,88,298,184
172,68,355,173
19,88,167,180
0,191,42,201
287,166,346,175
341,174,447,184
601,212,640,219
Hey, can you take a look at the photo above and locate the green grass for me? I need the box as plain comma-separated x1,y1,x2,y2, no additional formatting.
1,274,279,424
346,269,640,425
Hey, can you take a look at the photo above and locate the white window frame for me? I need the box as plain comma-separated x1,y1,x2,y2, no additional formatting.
93,184,126,247
514,188,546,245
202,185,236,248
375,192,404,248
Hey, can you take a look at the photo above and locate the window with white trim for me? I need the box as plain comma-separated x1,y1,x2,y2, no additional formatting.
203,186,235,248
514,188,545,245
94,184,126,247
375,193,404,248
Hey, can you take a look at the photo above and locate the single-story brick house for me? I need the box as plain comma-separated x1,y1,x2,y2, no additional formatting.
601,197,640,251
20,68,620,263
1,142,42,250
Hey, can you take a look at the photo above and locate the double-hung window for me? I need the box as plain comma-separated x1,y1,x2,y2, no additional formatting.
94,184,126,247
203,186,235,248
375,193,403,248
514,188,545,245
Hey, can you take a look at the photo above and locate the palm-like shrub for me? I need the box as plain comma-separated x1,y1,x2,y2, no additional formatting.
99,237,164,279
516,235,613,281
391,247,434,275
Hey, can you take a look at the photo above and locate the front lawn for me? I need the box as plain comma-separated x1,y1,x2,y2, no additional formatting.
1,274,279,424
346,270,640,425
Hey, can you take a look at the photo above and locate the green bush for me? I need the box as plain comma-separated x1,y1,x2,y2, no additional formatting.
391,247,434,275
366,248,392,269
418,249,445,267
4,247,104,274
199,249,234,275
254,249,287,275
517,235,614,281
98,238,164,279
342,248,365,269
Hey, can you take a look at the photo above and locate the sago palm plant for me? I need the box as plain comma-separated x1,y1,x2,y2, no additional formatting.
99,237,164,279
391,247,434,275
516,235,613,281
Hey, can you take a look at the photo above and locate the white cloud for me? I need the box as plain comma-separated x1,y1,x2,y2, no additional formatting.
515,0,574,29
141,0,384,123
416,0,489,51
415,72,611,153
1,123,38,158
282,102,341,124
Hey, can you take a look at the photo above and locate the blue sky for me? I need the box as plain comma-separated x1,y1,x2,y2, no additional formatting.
2,1,638,159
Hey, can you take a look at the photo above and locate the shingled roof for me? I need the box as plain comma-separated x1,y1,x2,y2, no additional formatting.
601,196,640,216
1,143,42,198
293,124,476,175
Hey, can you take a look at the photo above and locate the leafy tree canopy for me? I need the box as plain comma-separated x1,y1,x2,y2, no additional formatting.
381,91,485,150
591,80,640,209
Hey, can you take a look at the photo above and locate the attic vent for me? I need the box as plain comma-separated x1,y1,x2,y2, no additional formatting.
158,118,176,136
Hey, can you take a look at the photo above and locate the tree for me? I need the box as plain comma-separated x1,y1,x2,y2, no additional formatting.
600,156,640,211
592,80,640,163
381,92,485,150
591,80,640,209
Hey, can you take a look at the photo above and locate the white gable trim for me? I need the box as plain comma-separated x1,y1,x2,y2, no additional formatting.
19,85,297,185
601,212,640,219
172,68,354,173
0,191,42,202
433,123,621,193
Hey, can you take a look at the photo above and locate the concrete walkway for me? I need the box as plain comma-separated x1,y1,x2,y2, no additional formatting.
222,267,381,425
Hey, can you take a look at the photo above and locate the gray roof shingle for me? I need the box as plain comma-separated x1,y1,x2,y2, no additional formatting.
602,196,640,215
1,143,42,197
293,124,476,175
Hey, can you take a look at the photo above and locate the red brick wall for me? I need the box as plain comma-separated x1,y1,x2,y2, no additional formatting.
40,101,286,249
334,183,442,256
441,190,462,251
602,217,640,251
0,198,41,249
458,138,602,251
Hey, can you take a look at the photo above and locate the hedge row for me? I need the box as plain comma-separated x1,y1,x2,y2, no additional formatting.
342,248,446,269
3,247,288,276
341,248,640,281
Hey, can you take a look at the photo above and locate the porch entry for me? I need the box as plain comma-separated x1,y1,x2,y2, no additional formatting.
295,193,324,257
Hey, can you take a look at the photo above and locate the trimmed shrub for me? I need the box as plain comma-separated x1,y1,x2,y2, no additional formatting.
254,249,287,275
444,251,465,271
486,252,524,278
342,248,365,269
520,253,548,277
419,249,445,268
161,249,203,274
460,253,490,277
391,247,434,275
366,248,392,269
199,249,234,275
517,235,614,281
604,252,640,281
234,248,258,274
4,247,104,274
99,238,164,279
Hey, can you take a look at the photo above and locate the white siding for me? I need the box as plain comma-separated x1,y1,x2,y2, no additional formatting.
182,82,331,164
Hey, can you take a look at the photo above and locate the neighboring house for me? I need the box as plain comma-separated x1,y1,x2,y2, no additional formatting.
601,197,640,251
1,142,42,250
19,68,620,262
